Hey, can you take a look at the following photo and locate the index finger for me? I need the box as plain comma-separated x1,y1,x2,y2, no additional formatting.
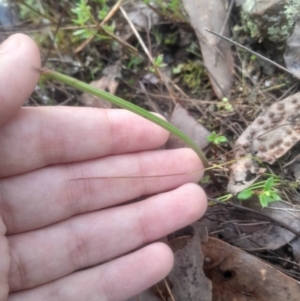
0,107,170,177
0,34,40,126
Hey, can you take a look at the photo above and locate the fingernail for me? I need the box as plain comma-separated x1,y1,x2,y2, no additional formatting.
0,36,20,54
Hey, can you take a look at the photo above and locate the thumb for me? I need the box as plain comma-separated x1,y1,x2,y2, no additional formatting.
0,34,41,127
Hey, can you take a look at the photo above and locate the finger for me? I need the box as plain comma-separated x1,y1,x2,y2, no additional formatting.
0,107,169,177
0,34,40,127
0,218,10,301
8,184,206,291
2,148,203,233
8,243,173,301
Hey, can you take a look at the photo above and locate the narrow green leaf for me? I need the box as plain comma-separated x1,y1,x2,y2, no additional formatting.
40,68,220,187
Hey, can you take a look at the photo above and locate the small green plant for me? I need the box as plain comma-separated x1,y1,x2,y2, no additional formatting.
127,56,143,70
71,0,113,41
207,131,227,145
144,0,185,21
172,60,204,93
152,27,163,45
217,97,234,112
200,174,211,184
71,0,91,25
19,0,40,20
149,54,167,72
164,32,178,45
98,0,109,20
238,177,281,207
71,0,94,39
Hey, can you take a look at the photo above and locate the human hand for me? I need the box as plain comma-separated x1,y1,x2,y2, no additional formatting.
0,34,207,301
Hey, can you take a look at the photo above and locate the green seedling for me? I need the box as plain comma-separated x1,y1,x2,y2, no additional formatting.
71,0,113,41
98,0,109,20
144,0,185,21
19,0,40,20
238,177,281,207
164,32,178,45
152,27,163,45
172,60,204,93
207,131,227,145
71,0,95,40
127,56,143,70
217,97,234,112
200,174,210,184
71,0,91,26
149,54,167,72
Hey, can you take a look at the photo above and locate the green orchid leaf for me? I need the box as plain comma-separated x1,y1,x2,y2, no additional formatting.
40,68,220,187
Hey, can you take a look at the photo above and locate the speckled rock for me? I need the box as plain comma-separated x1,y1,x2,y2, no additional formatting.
228,92,300,194
236,0,299,44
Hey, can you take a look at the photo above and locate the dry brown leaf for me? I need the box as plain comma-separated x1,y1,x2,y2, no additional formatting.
202,237,300,301
126,1,160,30
166,104,211,150
129,224,211,300
182,0,233,99
203,199,300,250
226,200,300,250
168,223,212,301
291,237,300,264
119,1,161,42
80,62,121,108
229,92,300,194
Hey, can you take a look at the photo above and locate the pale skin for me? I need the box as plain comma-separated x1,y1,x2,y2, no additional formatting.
0,34,207,301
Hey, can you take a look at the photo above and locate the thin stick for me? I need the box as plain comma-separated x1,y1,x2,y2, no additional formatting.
164,279,176,301
120,5,177,105
217,0,234,44
204,28,300,80
120,6,154,66
209,198,300,238
68,159,239,181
